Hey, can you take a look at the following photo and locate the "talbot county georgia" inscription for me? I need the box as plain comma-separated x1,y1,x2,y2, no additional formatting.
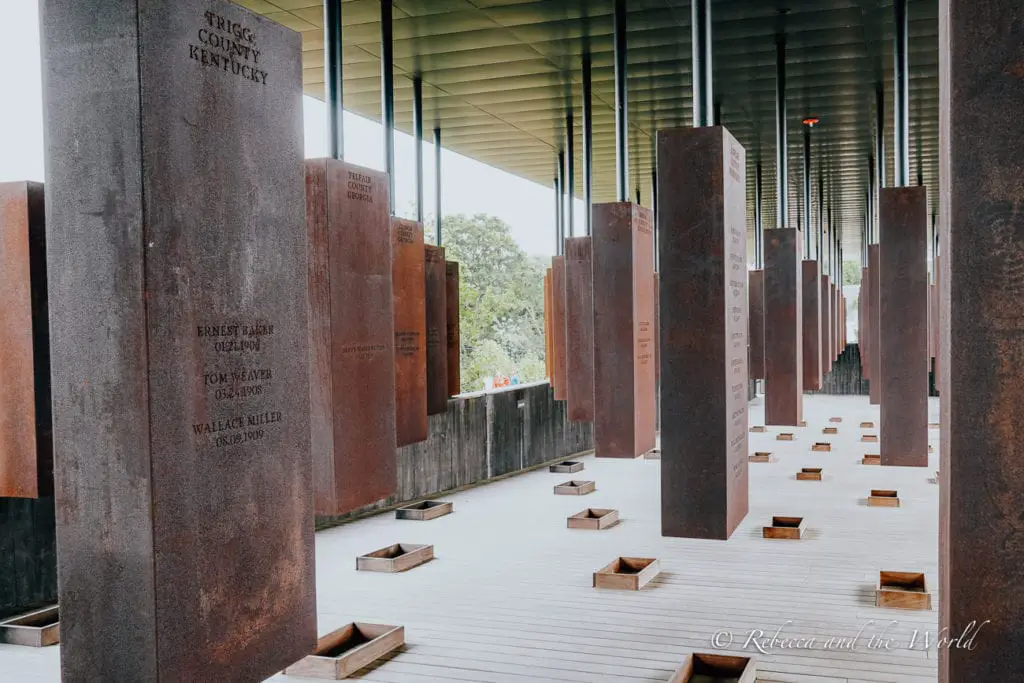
189,10,268,85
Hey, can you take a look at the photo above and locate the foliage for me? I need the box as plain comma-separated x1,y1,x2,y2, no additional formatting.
842,260,862,286
426,213,547,392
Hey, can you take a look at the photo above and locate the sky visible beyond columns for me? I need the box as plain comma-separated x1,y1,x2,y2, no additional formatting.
0,0,583,258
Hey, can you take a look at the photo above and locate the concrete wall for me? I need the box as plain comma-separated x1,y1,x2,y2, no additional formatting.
317,381,594,528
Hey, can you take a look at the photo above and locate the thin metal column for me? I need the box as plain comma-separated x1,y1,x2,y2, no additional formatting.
893,0,910,186
652,168,658,269
876,84,886,194
755,161,763,267
380,0,395,214
817,169,824,265
582,53,593,235
802,121,812,254
868,155,875,243
434,127,442,244
692,0,713,127
557,151,565,254
413,76,424,223
553,174,561,254
613,0,628,202
566,111,575,237
324,0,344,159
775,34,788,229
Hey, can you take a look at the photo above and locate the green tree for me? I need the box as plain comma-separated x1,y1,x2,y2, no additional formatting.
426,213,547,392
842,260,862,286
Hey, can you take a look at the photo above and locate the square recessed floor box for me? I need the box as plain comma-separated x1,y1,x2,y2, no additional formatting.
395,500,453,521
862,434,879,443
356,543,434,573
797,467,822,481
554,480,596,495
669,652,757,683
567,508,619,530
776,433,795,441
869,490,900,507
860,421,875,428
811,442,831,452
0,605,59,647
749,425,767,433
876,571,932,610
748,452,773,463
862,454,882,466
284,623,404,679
593,557,660,590
549,460,584,473
822,426,838,435
829,417,843,423
763,516,806,539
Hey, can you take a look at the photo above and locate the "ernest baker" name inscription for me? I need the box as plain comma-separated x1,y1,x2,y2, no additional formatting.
189,10,268,85
194,320,284,449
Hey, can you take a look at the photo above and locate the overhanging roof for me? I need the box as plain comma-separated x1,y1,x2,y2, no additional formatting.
240,0,939,260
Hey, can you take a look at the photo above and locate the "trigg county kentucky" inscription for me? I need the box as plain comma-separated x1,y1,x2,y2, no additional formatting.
189,10,268,85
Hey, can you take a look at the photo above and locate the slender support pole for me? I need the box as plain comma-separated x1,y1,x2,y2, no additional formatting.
802,123,812,254
582,53,593,235
868,154,875,243
817,169,824,265
413,76,424,223
775,35,788,229
652,168,658,269
434,127,442,244
380,0,395,214
893,0,910,186
324,0,344,159
876,84,886,193
613,0,628,202
557,151,565,254
755,161,763,267
691,0,713,127
553,177,560,254
566,111,575,238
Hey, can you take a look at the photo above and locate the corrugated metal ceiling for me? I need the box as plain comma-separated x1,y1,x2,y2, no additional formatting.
239,0,939,259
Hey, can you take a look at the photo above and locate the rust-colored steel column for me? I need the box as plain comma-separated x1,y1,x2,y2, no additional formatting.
544,268,552,382
308,160,398,514
939,1,1024,677
565,237,595,421
764,229,803,425
657,126,748,540
551,255,568,401
445,261,461,396
801,260,821,389
868,245,881,404
0,182,51,499
592,202,656,457
879,187,928,466
390,218,427,446
425,245,448,414
821,274,832,376
861,266,870,380
41,2,317,676
748,270,765,379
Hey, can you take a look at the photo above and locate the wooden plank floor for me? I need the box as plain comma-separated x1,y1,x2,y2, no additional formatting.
0,394,940,682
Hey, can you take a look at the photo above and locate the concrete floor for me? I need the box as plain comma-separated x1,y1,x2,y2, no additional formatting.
0,394,941,682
